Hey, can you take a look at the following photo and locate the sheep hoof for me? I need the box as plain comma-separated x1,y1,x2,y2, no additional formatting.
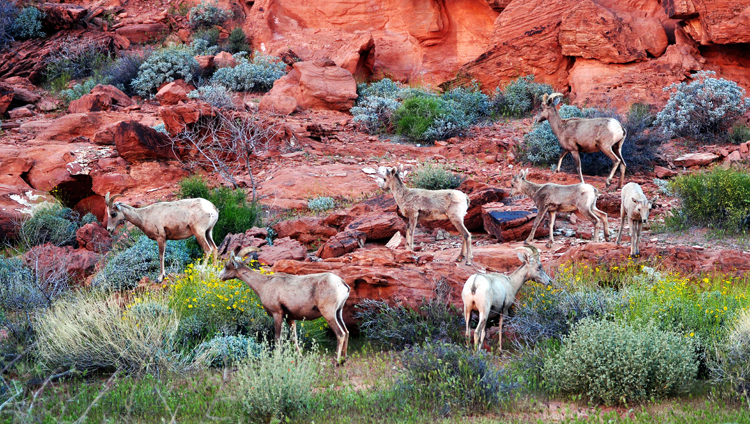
545,241,552,248
465,260,472,266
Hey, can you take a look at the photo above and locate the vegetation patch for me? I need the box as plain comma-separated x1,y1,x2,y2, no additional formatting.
408,161,464,190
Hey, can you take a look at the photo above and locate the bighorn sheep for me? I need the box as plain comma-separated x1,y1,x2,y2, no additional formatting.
220,247,351,363
616,182,654,257
105,192,219,282
462,245,552,351
510,169,610,248
535,93,627,189
380,167,473,265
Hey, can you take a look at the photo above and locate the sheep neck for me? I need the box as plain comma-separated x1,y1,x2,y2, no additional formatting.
388,176,410,206
236,266,272,295
546,106,566,141
519,178,543,199
507,262,533,295
119,204,147,232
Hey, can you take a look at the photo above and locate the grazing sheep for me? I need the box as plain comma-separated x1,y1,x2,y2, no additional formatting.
535,93,627,189
462,245,552,351
380,167,473,265
616,182,654,256
220,247,351,363
105,192,219,282
510,169,610,248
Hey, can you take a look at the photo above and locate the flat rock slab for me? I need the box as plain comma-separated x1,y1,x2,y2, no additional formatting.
482,207,549,242
674,152,719,167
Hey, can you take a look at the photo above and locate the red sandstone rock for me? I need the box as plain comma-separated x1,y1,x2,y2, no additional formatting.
677,0,750,45
159,102,214,135
630,17,669,57
76,223,112,253
273,217,338,246
596,193,621,216
115,23,169,44
195,55,215,72
112,121,177,162
0,83,14,115
674,152,720,167
8,106,34,119
265,60,358,112
258,94,298,115
257,237,307,266
156,80,193,106
217,227,269,257
214,51,236,68
73,195,107,224
91,173,136,196
89,85,134,107
654,165,678,178
318,230,366,259
33,112,130,142
40,3,88,30
482,206,550,242
23,243,100,284
345,213,407,240
69,93,112,113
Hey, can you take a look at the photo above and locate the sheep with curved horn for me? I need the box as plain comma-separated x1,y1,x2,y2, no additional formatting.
104,192,219,282
535,92,628,189
461,245,552,351
221,246,351,363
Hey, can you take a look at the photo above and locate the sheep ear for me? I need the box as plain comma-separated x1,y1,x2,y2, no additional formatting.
115,204,121,211
517,252,526,263
552,97,561,106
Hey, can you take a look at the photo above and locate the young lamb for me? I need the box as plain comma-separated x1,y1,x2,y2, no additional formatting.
616,182,654,257
105,192,219,282
510,169,610,248
220,247,351,363
535,93,628,189
380,167,473,265
462,245,552,351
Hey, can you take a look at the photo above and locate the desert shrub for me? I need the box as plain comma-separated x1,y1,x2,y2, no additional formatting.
59,78,98,102
33,292,190,375
190,35,219,56
193,27,220,49
655,71,750,142
102,51,150,96
0,2,18,47
408,161,464,190
194,334,262,368
350,95,400,134
45,37,111,82
91,236,192,291
728,122,750,145
397,342,513,415
17,203,80,249
0,256,68,312
710,308,750,404
187,84,234,109
131,46,199,97
355,279,464,349
226,27,250,54
11,6,44,40
393,95,470,142
307,196,335,212
501,75,554,117
441,83,491,124
177,176,262,245
544,319,698,405
210,52,285,92
667,168,750,233
356,78,412,100
189,1,231,29
235,335,318,423
520,104,592,165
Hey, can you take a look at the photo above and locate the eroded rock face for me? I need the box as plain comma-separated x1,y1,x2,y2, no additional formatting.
256,237,307,266
156,80,193,106
677,0,750,45
112,121,178,162
115,23,169,44
273,216,338,246
265,60,358,112
23,243,100,284
76,223,112,254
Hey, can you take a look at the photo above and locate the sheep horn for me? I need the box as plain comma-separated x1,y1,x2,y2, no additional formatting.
524,244,540,259
104,192,122,207
237,246,260,258
548,93,563,105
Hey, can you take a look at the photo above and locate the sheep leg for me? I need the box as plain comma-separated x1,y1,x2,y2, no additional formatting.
595,207,610,241
616,206,627,245
526,206,550,244
615,140,627,189
555,151,569,174
157,238,166,282
632,219,641,256
406,212,419,250
450,217,472,265
497,314,504,352
570,150,584,184
546,211,557,248
288,319,300,353
272,313,283,344
464,306,473,348
581,208,601,242
335,307,349,361
475,310,487,351
602,145,622,188
328,307,349,364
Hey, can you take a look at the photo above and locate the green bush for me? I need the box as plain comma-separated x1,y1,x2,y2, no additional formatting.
91,236,192,291
194,334,261,368
500,75,554,117
177,175,262,245
235,335,318,423
59,78,99,102
393,95,470,143
307,196,335,212
188,84,234,109
668,168,750,233
193,27,220,50
710,308,750,404
226,27,250,54
131,46,198,97
45,37,111,83
728,122,750,145
655,71,750,142
11,6,44,40
397,342,513,415
17,203,80,249
408,161,464,190
544,319,698,405
210,52,285,92
441,83,491,124
188,1,231,29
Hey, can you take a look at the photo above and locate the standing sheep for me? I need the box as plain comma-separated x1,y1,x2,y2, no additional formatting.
616,182,654,257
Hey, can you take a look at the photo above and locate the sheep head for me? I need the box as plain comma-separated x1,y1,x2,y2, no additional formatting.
517,245,552,286
220,246,261,281
104,192,125,233
630,196,653,224
533,92,564,124
510,168,530,197
379,166,407,191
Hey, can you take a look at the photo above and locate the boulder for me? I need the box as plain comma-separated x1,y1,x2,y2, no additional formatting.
35,112,130,142
40,3,88,30
630,17,669,58
256,237,307,266
115,23,169,44
73,194,107,224
258,94,298,115
23,243,100,284
481,206,550,242
68,93,112,113
159,102,214,135
654,165,678,178
318,230,366,259
89,85,134,107
0,83,13,115
595,192,621,216
265,59,358,112
345,213,407,240
76,223,112,253
676,0,750,45
674,152,720,167
155,80,193,106
213,51,236,68
217,227,269,257
8,106,34,119
112,121,177,162
273,217,338,246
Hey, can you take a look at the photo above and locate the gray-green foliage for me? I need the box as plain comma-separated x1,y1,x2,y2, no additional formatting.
210,52,285,92
188,1,231,29
351,95,400,134
131,46,198,97
0,2,18,47
59,78,98,102
91,236,192,291
501,75,554,117
409,162,464,190
544,319,698,405
195,334,261,368
11,6,44,40
0,258,41,311
235,335,318,423
520,104,596,166
187,84,233,109
18,203,80,249
307,196,335,212
654,71,750,142
45,37,111,83
710,309,750,404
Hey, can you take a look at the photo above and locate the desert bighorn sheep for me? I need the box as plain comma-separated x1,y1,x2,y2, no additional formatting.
616,182,654,257
535,93,627,189
105,192,219,282
220,247,351,363
511,169,610,248
462,245,552,351
380,167,473,265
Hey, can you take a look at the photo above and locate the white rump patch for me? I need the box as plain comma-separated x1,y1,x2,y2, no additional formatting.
608,119,624,138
